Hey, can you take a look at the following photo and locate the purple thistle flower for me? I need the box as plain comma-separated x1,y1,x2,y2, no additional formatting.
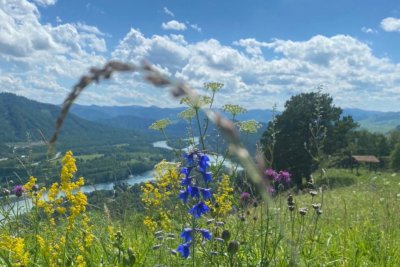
200,188,212,200
178,190,190,203
12,185,25,197
267,186,276,196
198,229,212,240
278,171,291,183
177,243,190,258
265,168,278,181
240,192,251,202
180,228,193,243
189,201,210,218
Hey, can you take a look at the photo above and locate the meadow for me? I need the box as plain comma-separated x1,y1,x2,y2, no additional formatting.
1,61,400,267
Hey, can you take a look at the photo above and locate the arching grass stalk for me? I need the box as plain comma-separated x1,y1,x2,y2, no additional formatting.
195,108,206,150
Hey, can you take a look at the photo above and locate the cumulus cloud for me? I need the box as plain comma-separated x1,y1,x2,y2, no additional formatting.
33,0,57,6
111,30,400,110
361,27,377,34
190,24,202,32
163,7,174,17
233,38,271,57
0,0,107,104
161,20,187,31
380,17,400,32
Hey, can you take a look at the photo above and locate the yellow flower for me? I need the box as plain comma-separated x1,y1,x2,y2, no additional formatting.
0,235,29,266
24,176,37,191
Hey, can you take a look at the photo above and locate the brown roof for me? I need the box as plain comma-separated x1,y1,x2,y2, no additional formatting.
352,155,380,163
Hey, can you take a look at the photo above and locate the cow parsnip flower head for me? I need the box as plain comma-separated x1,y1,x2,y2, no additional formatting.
237,119,261,134
149,118,171,131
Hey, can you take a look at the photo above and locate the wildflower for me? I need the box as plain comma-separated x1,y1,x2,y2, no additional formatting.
299,207,308,216
12,185,25,197
240,192,251,202
278,171,291,183
312,203,321,210
267,186,276,196
178,190,189,203
180,228,193,243
265,168,278,180
309,190,318,197
24,176,37,191
189,201,210,218
177,243,190,258
1,188,10,196
202,172,213,183
183,152,195,166
189,186,200,198
200,188,212,200
198,229,212,240
198,154,210,172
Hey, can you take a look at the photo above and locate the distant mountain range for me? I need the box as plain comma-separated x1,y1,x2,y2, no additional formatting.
71,104,400,134
1,93,399,150
0,93,149,147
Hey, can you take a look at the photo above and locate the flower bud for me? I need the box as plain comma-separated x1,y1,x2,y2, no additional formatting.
227,240,239,255
221,230,231,242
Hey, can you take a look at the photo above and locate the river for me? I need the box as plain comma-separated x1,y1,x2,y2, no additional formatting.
1,137,241,219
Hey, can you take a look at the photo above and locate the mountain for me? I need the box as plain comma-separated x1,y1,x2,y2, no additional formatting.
342,108,400,133
71,104,400,134
0,93,146,146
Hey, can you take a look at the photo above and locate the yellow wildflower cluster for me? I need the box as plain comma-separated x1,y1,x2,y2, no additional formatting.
210,174,234,217
34,151,92,266
36,151,86,228
0,235,29,266
141,160,181,231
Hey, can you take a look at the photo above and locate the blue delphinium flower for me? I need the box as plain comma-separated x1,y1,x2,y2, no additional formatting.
201,171,212,183
198,154,210,172
183,152,195,166
189,186,200,198
198,229,212,240
177,151,213,259
180,228,193,243
189,201,210,218
177,243,190,258
178,190,189,203
200,188,212,200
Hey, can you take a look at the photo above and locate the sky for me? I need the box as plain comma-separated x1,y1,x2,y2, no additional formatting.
1,0,400,111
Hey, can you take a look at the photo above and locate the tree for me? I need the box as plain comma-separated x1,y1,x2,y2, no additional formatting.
261,92,357,188
390,143,400,171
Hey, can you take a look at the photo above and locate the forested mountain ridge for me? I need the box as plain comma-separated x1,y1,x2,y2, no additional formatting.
0,93,147,146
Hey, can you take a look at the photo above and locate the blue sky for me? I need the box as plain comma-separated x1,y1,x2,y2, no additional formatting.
1,0,400,111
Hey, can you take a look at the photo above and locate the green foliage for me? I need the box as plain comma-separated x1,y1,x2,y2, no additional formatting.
390,143,400,171
261,91,358,187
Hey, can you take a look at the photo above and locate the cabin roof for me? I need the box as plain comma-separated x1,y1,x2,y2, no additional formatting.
352,155,380,163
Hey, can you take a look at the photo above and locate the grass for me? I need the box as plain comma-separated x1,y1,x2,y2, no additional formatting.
2,161,400,266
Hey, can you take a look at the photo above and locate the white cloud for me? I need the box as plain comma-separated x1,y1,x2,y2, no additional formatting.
33,0,57,6
233,38,270,57
163,7,174,17
361,27,377,34
380,17,400,32
190,24,202,32
2,0,400,111
161,20,187,31
0,0,107,104
111,30,400,111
